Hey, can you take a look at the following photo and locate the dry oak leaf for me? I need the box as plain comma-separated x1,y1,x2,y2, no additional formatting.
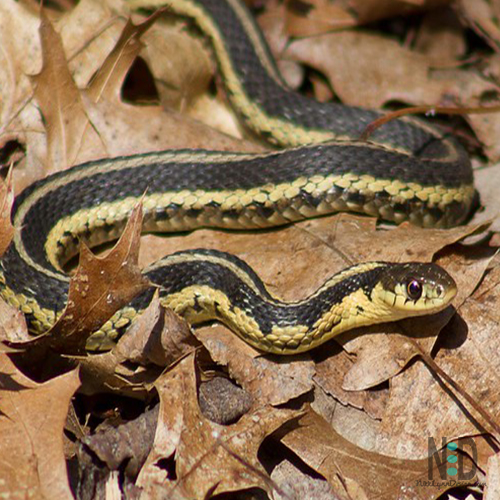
79,290,198,396
0,170,14,257
473,161,500,233
285,31,453,109
281,409,478,500
31,9,90,175
459,0,500,51
284,0,357,37
0,298,30,350
350,0,452,25
0,353,79,500
197,324,315,406
41,201,149,355
485,452,500,499
137,353,301,499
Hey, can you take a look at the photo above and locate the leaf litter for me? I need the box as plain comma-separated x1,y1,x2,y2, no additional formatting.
0,0,500,499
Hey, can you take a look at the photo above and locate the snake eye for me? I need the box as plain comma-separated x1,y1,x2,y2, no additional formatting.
406,279,422,300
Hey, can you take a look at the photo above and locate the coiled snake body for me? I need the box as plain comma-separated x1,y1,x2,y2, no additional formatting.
0,0,472,353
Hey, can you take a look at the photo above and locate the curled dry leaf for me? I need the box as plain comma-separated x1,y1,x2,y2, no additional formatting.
0,298,30,349
140,20,213,111
0,170,14,257
458,0,500,50
79,290,199,396
43,202,149,354
137,353,301,499
79,405,159,479
414,7,466,63
284,0,357,37
281,409,478,500
198,324,315,406
472,162,500,232
86,11,167,104
350,0,452,25
0,353,79,500
284,31,453,109
31,9,90,174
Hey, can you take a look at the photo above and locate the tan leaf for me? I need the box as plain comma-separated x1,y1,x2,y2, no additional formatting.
78,290,199,396
413,7,466,63
473,161,500,232
0,169,14,257
0,297,30,349
485,453,500,500
281,409,478,500
140,20,213,111
137,353,300,499
285,0,357,37
31,9,90,173
350,0,451,25
0,353,79,499
459,0,500,50
285,31,452,108
45,201,149,354
87,11,166,103
197,324,315,406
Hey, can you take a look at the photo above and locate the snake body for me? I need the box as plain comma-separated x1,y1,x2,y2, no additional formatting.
0,0,471,353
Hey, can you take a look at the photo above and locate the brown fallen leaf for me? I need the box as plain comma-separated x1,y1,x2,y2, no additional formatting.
137,353,301,499
0,353,79,500
350,0,452,25
312,341,388,418
43,201,149,354
78,290,199,396
140,18,213,112
0,297,30,349
284,0,357,37
281,408,478,500
0,169,14,257
459,0,500,51
86,11,166,104
198,324,315,406
414,7,466,64
285,31,453,109
485,452,500,500
78,405,159,479
30,9,90,174
472,161,500,232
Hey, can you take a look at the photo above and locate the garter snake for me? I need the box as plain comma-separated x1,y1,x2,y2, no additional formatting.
0,0,471,353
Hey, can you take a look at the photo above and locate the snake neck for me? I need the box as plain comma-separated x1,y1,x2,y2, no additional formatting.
139,250,391,354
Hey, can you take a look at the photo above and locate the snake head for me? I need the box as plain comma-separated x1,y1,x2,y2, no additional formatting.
376,262,457,314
